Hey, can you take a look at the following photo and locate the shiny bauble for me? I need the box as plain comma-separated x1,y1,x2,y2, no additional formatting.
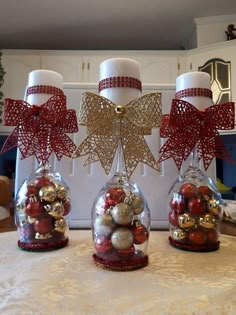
26,184,38,197
199,213,218,229
178,213,195,229
39,186,57,203
95,235,113,254
105,187,126,206
111,227,134,250
208,199,221,215
94,213,116,236
189,228,207,245
34,214,54,234
111,203,134,226
129,194,144,215
198,186,213,199
62,199,71,216
172,228,187,241
206,228,219,243
132,223,149,244
26,201,44,218
169,210,179,228
47,201,65,218
56,184,68,200
188,197,207,216
54,218,67,233
170,193,186,214
179,183,197,199
35,176,54,189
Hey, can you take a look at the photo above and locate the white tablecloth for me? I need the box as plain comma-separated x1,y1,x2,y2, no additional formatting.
0,230,236,315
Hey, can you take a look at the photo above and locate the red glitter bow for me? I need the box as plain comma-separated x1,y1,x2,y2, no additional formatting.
1,95,78,164
159,99,235,170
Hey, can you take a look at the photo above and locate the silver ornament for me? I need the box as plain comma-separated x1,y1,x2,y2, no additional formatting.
172,228,187,241
178,213,195,229
111,227,134,250
94,213,116,236
199,213,218,229
54,218,67,233
111,203,134,225
56,184,68,200
47,201,65,218
39,186,56,203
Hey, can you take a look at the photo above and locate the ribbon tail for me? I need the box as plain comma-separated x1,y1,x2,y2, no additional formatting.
51,129,77,160
0,128,19,154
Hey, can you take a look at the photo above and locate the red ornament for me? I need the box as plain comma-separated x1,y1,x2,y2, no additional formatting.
169,194,186,214
95,235,113,254
116,245,135,258
26,184,38,197
179,183,197,199
198,186,213,199
189,229,207,245
104,201,111,212
169,210,179,227
62,199,71,216
188,197,206,216
206,229,219,243
105,187,126,206
26,201,44,218
132,224,149,244
34,214,54,234
35,176,55,189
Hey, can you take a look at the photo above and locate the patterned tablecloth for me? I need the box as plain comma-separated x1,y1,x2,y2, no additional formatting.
0,230,236,315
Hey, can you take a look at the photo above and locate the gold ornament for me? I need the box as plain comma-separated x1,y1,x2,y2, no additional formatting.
47,201,65,218
208,199,221,215
111,203,134,225
39,186,56,203
199,213,218,229
130,194,144,215
172,228,187,241
54,218,67,233
94,213,116,236
56,184,68,200
35,232,52,239
72,92,162,178
111,227,134,250
178,213,195,229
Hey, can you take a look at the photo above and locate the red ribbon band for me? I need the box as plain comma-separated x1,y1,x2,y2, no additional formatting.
175,88,212,99
26,85,64,97
98,76,142,92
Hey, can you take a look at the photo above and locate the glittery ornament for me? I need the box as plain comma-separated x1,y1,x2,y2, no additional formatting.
129,194,144,215
39,186,57,203
111,203,134,225
111,227,134,250
94,213,116,236
56,184,68,200
54,218,67,233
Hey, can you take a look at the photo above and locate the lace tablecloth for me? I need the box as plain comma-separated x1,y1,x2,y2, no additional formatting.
0,230,236,315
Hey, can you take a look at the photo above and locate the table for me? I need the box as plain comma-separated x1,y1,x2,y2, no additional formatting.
0,231,236,315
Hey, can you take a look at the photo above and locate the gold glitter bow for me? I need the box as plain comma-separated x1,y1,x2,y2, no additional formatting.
73,92,162,178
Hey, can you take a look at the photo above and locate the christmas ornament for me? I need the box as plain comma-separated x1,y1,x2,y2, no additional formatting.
0,70,77,251
161,72,232,252
91,58,154,270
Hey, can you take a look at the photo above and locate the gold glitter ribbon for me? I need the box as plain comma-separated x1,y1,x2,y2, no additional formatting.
73,92,162,178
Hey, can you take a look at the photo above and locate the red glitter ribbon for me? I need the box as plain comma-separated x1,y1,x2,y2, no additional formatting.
26,85,64,97
159,99,235,170
1,95,78,164
175,88,212,99
98,76,142,92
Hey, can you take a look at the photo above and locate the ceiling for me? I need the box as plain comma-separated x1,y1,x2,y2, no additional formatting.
0,0,236,51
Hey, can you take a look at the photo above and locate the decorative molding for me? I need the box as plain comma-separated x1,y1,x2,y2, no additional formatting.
194,14,236,25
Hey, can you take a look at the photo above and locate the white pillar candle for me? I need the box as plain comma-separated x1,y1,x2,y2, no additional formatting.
99,58,141,104
176,71,212,110
26,70,63,105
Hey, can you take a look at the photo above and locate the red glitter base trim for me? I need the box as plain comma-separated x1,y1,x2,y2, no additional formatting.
18,237,69,252
93,253,148,271
169,236,220,252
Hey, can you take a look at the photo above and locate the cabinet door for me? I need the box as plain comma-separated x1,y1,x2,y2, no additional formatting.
2,54,40,99
136,55,179,84
40,54,85,82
